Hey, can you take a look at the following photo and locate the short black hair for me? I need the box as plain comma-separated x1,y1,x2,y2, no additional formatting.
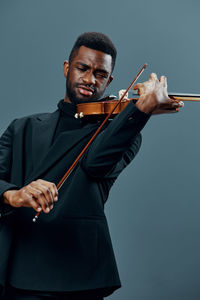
69,32,117,71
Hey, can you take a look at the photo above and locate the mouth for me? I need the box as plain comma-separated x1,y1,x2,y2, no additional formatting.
77,85,94,97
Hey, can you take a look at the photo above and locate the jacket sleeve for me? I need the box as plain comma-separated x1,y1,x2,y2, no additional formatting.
81,102,150,178
0,120,19,218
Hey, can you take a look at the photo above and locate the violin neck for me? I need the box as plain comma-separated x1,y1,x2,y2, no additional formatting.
131,93,200,102
168,93,200,102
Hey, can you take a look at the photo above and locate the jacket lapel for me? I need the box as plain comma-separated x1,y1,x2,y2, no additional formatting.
31,110,60,168
27,114,98,183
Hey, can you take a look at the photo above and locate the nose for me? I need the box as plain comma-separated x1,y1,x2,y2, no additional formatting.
82,71,95,86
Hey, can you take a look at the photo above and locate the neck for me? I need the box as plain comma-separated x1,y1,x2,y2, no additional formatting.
64,92,71,103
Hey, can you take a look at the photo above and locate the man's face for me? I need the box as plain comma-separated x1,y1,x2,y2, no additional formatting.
64,46,113,104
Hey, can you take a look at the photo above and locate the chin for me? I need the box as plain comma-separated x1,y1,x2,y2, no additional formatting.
69,92,99,104
75,95,97,104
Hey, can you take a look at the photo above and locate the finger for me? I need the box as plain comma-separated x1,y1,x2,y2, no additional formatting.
32,182,54,206
178,100,184,107
162,98,184,109
153,100,183,112
28,199,43,212
171,100,184,108
29,183,52,209
20,190,43,212
37,179,58,202
166,107,179,112
133,83,142,91
133,84,147,96
152,108,179,115
31,180,57,206
170,99,184,107
149,73,158,81
163,109,178,114
166,108,179,113
27,185,50,213
160,75,167,88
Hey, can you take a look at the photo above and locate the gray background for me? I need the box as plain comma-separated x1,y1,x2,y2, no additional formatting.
0,0,200,299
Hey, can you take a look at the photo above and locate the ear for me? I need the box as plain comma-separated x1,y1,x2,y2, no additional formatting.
106,75,113,87
63,60,69,78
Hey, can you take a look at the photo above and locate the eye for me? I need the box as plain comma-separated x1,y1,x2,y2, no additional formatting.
95,73,107,79
77,67,86,71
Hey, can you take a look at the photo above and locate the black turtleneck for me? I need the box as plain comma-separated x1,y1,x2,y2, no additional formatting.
54,100,83,141
54,100,105,143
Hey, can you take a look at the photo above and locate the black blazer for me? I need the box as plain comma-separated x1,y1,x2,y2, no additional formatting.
0,102,150,296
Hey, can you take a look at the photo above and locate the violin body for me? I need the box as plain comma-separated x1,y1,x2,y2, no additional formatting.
76,100,131,118
75,93,200,118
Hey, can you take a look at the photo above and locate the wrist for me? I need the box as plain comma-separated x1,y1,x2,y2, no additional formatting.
3,190,17,205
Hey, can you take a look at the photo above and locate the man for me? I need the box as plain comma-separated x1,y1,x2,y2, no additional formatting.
0,32,183,299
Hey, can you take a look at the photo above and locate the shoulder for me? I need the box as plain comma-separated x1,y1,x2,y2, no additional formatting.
15,111,56,121
13,110,58,123
9,110,59,131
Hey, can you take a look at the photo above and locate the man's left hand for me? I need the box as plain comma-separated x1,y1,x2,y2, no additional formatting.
133,73,184,114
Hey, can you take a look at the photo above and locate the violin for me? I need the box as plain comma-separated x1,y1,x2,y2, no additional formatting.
75,92,200,118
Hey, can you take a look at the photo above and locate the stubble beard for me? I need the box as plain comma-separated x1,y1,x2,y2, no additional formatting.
66,74,105,105
66,77,81,105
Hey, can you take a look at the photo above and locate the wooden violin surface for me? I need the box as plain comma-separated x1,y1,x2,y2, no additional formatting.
76,93,200,118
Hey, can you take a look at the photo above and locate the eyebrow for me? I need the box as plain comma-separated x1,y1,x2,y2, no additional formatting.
76,62,109,75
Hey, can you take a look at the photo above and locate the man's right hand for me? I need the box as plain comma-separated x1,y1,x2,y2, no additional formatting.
3,179,58,213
